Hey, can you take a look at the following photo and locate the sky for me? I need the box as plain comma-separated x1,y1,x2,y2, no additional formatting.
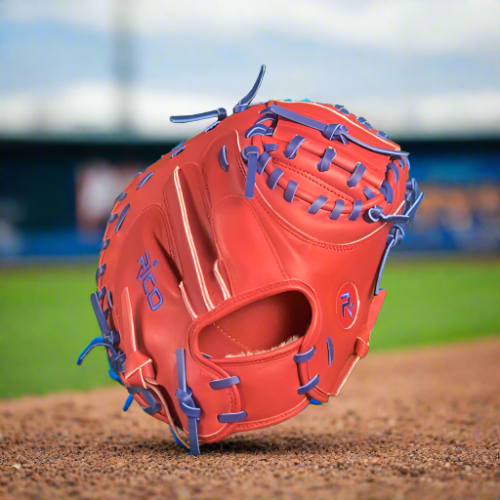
1,0,499,140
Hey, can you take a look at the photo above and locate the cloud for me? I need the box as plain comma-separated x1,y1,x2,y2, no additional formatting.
3,0,500,55
355,90,500,138
0,81,240,139
1,81,499,139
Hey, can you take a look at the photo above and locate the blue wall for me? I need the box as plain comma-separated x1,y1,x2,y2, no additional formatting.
0,137,499,261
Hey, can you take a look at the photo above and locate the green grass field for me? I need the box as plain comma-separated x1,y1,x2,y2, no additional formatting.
1,259,499,399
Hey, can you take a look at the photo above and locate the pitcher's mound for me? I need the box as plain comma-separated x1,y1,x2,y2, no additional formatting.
1,337,499,499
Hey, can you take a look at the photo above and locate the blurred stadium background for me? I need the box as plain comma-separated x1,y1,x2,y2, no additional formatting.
0,0,499,398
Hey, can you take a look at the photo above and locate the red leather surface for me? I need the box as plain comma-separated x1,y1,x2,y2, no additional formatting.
97,100,410,444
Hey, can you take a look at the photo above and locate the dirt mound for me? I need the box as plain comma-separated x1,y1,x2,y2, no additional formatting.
1,337,499,499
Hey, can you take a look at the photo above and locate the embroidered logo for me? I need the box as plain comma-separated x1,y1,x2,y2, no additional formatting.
137,250,163,311
341,292,354,319
336,283,359,329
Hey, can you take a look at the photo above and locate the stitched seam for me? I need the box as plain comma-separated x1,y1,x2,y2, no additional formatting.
276,125,387,178
220,348,296,367
160,197,175,263
274,159,353,202
192,280,310,345
235,155,291,279
314,386,330,397
211,215,236,295
184,167,222,303
214,279,298,310
206,134,241,296
212,322,251,351
256,187,386,252
173,167,215,310
241,191,288,280
283,101,399,150
195,161,213,221
163,185,184,277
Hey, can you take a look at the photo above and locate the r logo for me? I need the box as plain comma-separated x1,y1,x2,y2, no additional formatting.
336,283,359,329
341,292,354,319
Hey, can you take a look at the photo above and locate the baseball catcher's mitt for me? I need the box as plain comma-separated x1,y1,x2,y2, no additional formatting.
78,65,423,454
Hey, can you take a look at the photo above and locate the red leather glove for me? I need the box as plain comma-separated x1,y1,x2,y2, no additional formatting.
78,65,423,455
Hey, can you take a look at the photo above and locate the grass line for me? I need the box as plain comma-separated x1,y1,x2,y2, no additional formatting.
0,260,498,398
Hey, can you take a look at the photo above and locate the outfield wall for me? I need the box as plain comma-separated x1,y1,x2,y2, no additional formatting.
0,137,499,262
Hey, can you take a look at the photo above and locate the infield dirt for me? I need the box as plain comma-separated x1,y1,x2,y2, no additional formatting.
1,337,499,499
